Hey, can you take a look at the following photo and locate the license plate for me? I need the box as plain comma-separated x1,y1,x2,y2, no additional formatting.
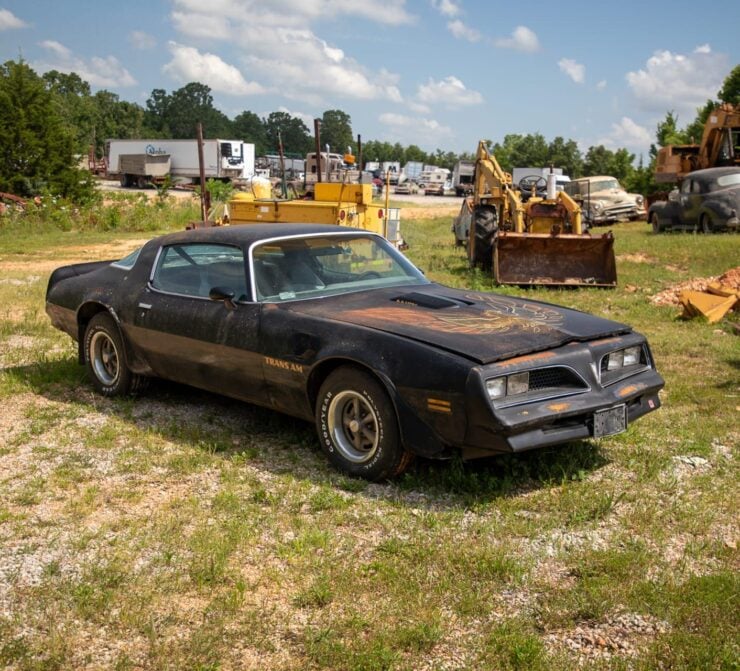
593,405,627,437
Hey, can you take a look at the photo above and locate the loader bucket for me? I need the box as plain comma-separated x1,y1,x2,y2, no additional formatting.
493,232,617,287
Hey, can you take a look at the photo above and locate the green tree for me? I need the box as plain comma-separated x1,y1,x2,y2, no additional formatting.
718,64,740,105
145,83,232,139
232,110,268,155
0,60,94,200
320,110,353,154
582,145,614,176
491,133,549,172
547,136,583,177
264,112,312,155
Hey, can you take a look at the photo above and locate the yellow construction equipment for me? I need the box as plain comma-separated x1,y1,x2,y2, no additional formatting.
656,103,740,183
226,182,403,247
455,141,617,287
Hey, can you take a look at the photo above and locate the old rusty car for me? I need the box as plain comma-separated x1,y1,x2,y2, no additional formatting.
46,224,664,480
648,167,740,233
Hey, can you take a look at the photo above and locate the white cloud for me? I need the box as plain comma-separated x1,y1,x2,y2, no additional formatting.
129,30,156,50
558,58,585,84
596,79,607,90
379,112,453,145
626,45,728,116
607,117,652,148
407,100,431,114
35,40,136,87
164,42,265,96
170,1,406,106
494,26,540,53
417,76,483,107
431,0,460,17
447,19,480,42
0,8,27,30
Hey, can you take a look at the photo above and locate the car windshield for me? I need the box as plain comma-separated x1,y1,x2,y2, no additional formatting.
251,233,428,302
590,179,620,191
716,173,740,188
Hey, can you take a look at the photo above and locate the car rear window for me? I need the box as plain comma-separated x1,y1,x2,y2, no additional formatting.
716,173,740,188
111,247,142,270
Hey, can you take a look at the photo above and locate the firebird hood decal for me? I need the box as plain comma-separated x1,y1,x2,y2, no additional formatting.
285,286,630,364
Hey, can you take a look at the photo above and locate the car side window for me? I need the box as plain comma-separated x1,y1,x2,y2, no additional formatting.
151,243,247,300
691,180,703,194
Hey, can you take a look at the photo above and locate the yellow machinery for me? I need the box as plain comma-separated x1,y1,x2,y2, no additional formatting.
656,103,740,183
458,141,617,287
227,182,401,245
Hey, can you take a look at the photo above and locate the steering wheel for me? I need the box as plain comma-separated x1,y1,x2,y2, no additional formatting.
518,175,547,193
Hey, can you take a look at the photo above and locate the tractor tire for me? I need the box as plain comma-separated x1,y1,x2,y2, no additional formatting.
470,205,498,269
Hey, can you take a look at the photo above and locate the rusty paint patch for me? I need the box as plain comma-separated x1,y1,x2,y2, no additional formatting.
588,336,625,348
548,403,571,412
618,383,646,397
494,351,557,368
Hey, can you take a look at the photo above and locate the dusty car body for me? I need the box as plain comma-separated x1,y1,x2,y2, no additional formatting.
648,167,740,233
46,224,664,480
564,176,645,224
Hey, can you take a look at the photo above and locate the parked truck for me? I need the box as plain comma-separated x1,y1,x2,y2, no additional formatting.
106,139,255,186
452,160,475,196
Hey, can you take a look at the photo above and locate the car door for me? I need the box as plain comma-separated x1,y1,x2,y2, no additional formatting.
127,242,265,402
678,178,703,228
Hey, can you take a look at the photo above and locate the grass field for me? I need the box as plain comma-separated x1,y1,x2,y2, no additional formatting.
0,199,738,670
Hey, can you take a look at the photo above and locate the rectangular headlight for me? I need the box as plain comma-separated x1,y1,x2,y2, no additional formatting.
486,377,506,400
507,372,529,395
607,351,624,370
623,346,641,367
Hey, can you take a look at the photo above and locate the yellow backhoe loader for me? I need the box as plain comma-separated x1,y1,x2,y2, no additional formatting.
453,141,617,287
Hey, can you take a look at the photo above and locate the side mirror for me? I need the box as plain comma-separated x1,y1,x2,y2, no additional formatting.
209,286,237,309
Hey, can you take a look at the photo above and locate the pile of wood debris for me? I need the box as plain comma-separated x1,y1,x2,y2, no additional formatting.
651,267,740,323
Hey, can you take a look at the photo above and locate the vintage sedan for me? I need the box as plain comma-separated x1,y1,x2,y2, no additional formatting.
46,224,664,480
648,167,740,233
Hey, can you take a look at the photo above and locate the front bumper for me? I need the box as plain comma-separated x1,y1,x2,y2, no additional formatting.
462,333,665,456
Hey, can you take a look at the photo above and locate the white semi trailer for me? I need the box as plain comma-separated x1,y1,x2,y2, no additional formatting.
106,139,255,186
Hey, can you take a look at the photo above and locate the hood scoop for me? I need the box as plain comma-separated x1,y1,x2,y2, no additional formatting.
391,292,471,310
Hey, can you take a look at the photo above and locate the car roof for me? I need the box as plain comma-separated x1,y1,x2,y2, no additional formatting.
683,167,740,181
572,176,618,182
145,223,368,248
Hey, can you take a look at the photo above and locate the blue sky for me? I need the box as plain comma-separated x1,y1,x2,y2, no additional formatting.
1,1,738,161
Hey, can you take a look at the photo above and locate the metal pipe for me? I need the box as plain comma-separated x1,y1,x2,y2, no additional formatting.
313,118,322,183
197,122,210,223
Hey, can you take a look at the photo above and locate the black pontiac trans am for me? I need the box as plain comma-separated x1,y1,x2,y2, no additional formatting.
46,224,664,480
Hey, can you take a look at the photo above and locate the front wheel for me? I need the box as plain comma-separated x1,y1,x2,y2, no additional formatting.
84,313,144,397
650,212,663,234
315,367,413,481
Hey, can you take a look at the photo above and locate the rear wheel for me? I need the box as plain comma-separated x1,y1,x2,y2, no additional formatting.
119,174,129,188
471,205,498,268
700,213,713,234
315,367,412,481
84,313,145,397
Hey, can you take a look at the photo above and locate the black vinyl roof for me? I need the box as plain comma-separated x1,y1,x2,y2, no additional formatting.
148,223,368,248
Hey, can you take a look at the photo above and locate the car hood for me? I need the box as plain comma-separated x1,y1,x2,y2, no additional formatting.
283,285,631,364
588,189,639,206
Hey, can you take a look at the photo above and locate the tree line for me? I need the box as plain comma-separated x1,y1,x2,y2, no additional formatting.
0,58,737,201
